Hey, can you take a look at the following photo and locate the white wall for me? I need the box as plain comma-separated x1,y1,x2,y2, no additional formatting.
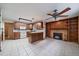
0,8,2,51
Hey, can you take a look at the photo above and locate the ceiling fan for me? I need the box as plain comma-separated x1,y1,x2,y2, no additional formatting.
46,7,71,20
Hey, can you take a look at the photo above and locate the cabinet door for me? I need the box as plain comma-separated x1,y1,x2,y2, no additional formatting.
14,22,20,29
14,22,26,29
68,18,78,43
5,23,14,39
14,32,20,39
26,24,33,30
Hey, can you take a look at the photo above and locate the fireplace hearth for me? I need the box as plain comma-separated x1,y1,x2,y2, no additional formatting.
53,33,62,40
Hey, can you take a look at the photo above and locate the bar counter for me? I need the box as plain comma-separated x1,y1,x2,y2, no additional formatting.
28,32,43,43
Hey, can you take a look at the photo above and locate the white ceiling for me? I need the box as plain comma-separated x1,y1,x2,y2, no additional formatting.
1,3,79,23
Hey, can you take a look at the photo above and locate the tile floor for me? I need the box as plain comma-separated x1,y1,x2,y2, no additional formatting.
0,38,79,56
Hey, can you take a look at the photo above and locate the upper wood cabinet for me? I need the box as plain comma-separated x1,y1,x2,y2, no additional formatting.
14,22,20,29
26,22,43,30
68,17,78,43
26,24,33,30
14,22,26,29
33,22,43,30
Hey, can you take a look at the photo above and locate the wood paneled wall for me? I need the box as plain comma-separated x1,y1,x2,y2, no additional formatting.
46,19,68,37
46,16,79,43
47,19,68,30
46,23,51,37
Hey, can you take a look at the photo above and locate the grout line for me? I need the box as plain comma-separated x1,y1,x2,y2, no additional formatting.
16,43,20,56
23,46,29,56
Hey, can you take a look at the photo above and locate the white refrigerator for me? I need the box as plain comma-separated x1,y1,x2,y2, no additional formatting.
20,26,26,39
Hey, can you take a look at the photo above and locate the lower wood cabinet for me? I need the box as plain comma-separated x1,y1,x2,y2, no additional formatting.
28,32,43,43
14,32,20,39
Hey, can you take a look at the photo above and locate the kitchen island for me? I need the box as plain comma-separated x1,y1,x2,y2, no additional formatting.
28,32,43,43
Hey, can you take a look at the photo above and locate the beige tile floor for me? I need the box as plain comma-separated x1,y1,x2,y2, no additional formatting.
0,38,79,56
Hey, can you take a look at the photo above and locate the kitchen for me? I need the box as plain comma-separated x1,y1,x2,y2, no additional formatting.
4,21,45,43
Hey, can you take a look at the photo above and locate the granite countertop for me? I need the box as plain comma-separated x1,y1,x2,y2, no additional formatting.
31,31,43,33
31,30,44,33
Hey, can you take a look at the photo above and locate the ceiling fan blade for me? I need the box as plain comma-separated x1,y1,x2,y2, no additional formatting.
47,13,53,16
19,18,32,22
58,15,68,17
45,17,53,20
58,7,71,15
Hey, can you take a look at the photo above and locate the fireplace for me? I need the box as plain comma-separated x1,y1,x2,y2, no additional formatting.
53,33,62,40
51,30,67,40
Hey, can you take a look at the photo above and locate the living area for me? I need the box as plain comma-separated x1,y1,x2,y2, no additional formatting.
0,3,79,56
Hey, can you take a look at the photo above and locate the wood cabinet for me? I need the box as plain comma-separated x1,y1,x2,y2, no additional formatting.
14,22,20,29
5,23,14,39
26,22,43,30
27,31,31,37
33,22,43,30
14,32,20,39
14,22,26,29
28,32,43,43
26,24,33,30
67,17,78,43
